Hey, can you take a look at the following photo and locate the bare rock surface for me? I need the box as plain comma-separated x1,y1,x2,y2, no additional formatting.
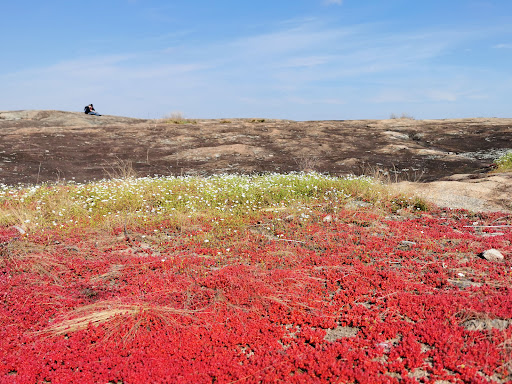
462,318,510,331
1,110,511,212
397,172,512,212
324,326,359,341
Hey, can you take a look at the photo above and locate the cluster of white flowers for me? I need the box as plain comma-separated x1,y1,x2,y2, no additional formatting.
0,172,374,228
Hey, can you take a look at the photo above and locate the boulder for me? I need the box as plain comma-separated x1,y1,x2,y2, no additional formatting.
481,249,505,262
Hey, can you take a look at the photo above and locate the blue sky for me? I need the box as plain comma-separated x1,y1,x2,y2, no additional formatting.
1,0,511,120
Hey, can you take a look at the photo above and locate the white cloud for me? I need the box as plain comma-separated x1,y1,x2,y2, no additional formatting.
324,0,343,5
1,18,509,120
493,43,512,49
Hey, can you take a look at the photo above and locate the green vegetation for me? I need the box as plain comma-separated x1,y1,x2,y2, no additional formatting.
0,173,427,231
494,151,512,172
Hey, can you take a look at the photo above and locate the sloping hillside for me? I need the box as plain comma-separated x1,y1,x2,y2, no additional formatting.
1,110,511,211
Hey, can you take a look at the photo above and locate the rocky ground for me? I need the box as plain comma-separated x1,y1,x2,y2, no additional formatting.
1,110,511,212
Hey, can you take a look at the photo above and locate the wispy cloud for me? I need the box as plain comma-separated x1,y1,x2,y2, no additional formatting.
324,0,343,5
493,43,512,49
0,18,509,119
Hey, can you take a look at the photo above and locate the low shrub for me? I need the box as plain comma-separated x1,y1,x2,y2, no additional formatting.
494,151,512,172
0,197,510,383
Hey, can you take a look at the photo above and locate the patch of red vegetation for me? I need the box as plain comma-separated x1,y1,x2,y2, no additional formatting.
0,210,511,383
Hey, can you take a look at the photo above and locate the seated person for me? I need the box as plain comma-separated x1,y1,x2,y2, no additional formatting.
84,104,101,116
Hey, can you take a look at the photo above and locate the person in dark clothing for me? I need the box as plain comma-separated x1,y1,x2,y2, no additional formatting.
84,104,101,116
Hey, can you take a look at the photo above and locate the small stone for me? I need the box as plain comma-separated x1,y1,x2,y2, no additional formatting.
481,249,504,262
398,240,417,250
322,215,333,223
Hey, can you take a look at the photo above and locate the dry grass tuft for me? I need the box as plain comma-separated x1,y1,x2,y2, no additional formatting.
22,253,67,284
164,111,197,124
90,264,125,283
44,301,202,337
47,304,140,335
294,156,320,173
102,158,138,180
0,202,40,230
390,113,415,120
